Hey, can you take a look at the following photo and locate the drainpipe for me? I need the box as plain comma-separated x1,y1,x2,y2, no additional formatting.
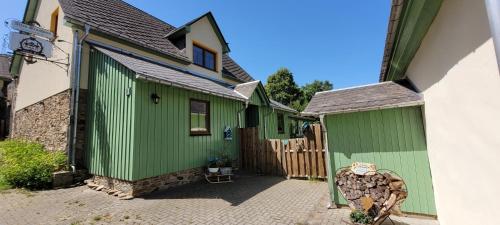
68,25,90,172
319,114,336,209
485,0,500,72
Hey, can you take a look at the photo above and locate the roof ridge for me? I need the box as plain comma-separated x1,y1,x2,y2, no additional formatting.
315,81,394,95
235,80,260,86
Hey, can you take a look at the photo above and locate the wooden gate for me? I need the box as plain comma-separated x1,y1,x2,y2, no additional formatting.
240,124,327,178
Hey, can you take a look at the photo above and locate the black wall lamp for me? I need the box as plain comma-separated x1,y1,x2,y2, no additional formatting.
151,93,160,104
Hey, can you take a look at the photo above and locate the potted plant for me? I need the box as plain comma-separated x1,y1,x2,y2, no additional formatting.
207,159,219,173
217,150,233,175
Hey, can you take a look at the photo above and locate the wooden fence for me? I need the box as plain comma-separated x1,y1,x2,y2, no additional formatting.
239,124,327,178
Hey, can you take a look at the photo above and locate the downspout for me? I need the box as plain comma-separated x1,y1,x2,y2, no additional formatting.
485,0,500,72
68,24,90,172
237,101,249,128
319,114,336,208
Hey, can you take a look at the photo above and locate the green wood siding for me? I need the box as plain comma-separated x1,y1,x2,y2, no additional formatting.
258,107,293,140
86,50,247,181
132,80,245,180
325,106,436,215
85,50,137,180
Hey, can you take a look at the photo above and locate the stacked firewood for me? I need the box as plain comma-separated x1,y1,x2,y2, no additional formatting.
336,168,407,224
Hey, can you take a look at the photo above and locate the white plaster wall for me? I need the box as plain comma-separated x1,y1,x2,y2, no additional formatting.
186,16,224,80
405,0,500,224
15,0,74,111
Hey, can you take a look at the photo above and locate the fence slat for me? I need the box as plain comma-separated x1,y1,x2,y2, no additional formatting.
239,124,326,179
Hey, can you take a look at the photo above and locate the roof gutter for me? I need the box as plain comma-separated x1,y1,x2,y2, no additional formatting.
135,74,246,102
68,24,90,172
485,0,500,73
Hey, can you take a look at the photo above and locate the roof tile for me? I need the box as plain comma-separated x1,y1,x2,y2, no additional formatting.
303,81,423,115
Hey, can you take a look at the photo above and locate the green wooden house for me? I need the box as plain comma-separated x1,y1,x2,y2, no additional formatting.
303,81,436,215
4,0,304,196
85,46,299,195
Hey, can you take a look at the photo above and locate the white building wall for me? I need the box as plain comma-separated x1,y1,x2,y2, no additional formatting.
405,0,500,224
15,0,74,111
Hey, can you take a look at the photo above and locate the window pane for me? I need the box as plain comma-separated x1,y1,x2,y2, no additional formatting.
190,100,209,133
193,46,203,65
191,100,207,114
204,51,215,70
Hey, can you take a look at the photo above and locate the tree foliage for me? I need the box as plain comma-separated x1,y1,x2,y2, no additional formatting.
302,80,333,103
264,68,301,106
264,68,333,112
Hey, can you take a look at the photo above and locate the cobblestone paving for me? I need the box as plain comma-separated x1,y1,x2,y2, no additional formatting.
0,175,439,225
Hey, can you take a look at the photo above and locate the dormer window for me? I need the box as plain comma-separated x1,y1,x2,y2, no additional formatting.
193,43,216,71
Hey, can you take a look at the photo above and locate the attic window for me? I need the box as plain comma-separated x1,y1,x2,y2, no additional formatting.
193,43,216,71
50,8,59,37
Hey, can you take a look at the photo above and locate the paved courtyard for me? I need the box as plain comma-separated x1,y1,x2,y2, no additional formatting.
0,175,439,225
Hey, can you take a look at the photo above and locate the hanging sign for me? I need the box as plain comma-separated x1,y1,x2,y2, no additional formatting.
9,20,54,39
9,32,53,58
224,126,233,140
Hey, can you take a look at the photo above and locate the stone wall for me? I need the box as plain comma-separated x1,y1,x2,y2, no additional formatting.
92,167,204,197
13,90,71,151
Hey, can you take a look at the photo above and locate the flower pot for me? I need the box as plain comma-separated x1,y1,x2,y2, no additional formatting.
208,167,219,173
220,167,232,175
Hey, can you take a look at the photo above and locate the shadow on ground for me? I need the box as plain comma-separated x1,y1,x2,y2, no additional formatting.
141,172,285,206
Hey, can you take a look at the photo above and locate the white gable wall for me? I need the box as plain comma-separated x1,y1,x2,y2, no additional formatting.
186,16,224,80
405,0,500,224
15,0,74,111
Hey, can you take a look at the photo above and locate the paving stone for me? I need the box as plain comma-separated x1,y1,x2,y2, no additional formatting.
0,175,439,225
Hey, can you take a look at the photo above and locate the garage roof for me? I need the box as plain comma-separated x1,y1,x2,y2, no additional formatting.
303,81,423,115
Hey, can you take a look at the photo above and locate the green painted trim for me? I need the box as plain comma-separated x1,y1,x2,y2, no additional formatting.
384,0,443,81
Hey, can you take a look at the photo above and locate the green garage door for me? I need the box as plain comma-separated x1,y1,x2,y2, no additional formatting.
325,106,436,215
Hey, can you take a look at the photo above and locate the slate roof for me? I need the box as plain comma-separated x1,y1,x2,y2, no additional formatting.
234,80,260,98
0,55,12,80
222,54,254,82
94,46,246,101
303,81,423,115
58,0,254,81
270,99,298,113
234,80,297,113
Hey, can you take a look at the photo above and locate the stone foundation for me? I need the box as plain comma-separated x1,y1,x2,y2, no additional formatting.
92,167,204,196
13,90,71,151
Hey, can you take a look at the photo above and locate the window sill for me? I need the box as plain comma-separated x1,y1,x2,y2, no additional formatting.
190,132,211,136
193,63,217,73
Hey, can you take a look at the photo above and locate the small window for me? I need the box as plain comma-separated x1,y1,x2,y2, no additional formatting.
50,8,59,37
277,113,285,134
190,99,210,135
193,43,216,71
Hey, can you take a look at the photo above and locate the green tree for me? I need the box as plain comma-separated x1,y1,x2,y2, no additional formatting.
265,68,301,106
301,80,333,103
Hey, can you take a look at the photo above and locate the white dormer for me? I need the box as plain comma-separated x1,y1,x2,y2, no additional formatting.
167,12,230,80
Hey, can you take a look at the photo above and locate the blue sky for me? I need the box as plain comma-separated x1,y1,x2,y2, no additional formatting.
0,0,391,88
